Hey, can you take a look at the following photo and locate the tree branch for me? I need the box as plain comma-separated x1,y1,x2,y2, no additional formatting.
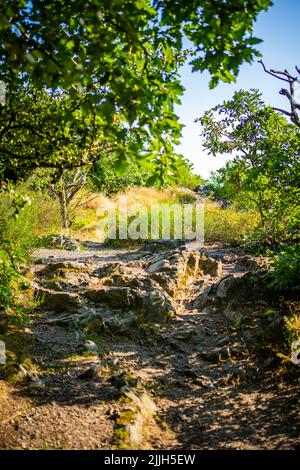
258,60,289,83
270,68,297,81
272,107,292,117
258,60,300,128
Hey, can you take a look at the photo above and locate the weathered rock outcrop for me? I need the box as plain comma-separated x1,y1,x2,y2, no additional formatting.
33,242,222,333
194,270,272,311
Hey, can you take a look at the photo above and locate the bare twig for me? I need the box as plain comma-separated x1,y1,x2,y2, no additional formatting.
272,107,292,117
258,60,289,83
258,60,300,128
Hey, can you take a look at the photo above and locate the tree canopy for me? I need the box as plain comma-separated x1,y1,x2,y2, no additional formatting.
198,89,300,245
0,0,272,179
1,1,272,89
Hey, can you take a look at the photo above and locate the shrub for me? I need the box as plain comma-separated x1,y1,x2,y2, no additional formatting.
0,243,29,325
89,154,148,196
0,185,60,323
269,244,300,295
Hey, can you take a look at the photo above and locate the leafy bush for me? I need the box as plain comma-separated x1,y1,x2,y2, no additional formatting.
89,150,203,195
0,244,27,320
200,90,300,247
166,155,204,190
0,185,60,323
269,244,300,295
283,300,300,345
89,154,149,196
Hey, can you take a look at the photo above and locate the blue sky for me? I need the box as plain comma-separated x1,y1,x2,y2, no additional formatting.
175,0,300,179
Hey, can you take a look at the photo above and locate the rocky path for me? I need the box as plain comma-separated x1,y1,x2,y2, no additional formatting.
0,241,299,449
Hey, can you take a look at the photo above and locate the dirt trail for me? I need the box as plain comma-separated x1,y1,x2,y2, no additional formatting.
0,242,299,450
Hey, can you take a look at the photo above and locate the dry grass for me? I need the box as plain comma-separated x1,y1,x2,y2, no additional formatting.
204,205,259,243
0,188,61,252
69,187,197,241
68,187,259,244
112,186,196,207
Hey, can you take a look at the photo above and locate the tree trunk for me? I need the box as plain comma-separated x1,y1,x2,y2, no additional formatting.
59,187,69,231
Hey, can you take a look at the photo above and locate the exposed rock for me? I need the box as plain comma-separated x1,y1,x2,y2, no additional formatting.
34,244,236,340
92,262,126,278
34,244,223,336
198,346,230,363
217,335,231,346
114,386,157,449
40,280,66,291
84,283,174,322
102,273,145,288
149,272,177,296
84,286,136,309
27,378,45,392
164,337,186,352
194,270,271,312
93,309,138,333
135,289,174,321
147,258,173,275
9,239,296,450
39,235,82,251
42,312,79,327
193,186,232,208
79,340,98,353
44,307,138,333
216,271,270,305
171,328,198,341
198,256,222,277
192,282,217,310
77,365,100,380
37,261,91,279
110,372,142,390
37,288,83,313
214,197,232,209
193,185,211,196
239,255,261,271
216,274,236,300
141,239,187,252
17,365,30,382
147,250,219,295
